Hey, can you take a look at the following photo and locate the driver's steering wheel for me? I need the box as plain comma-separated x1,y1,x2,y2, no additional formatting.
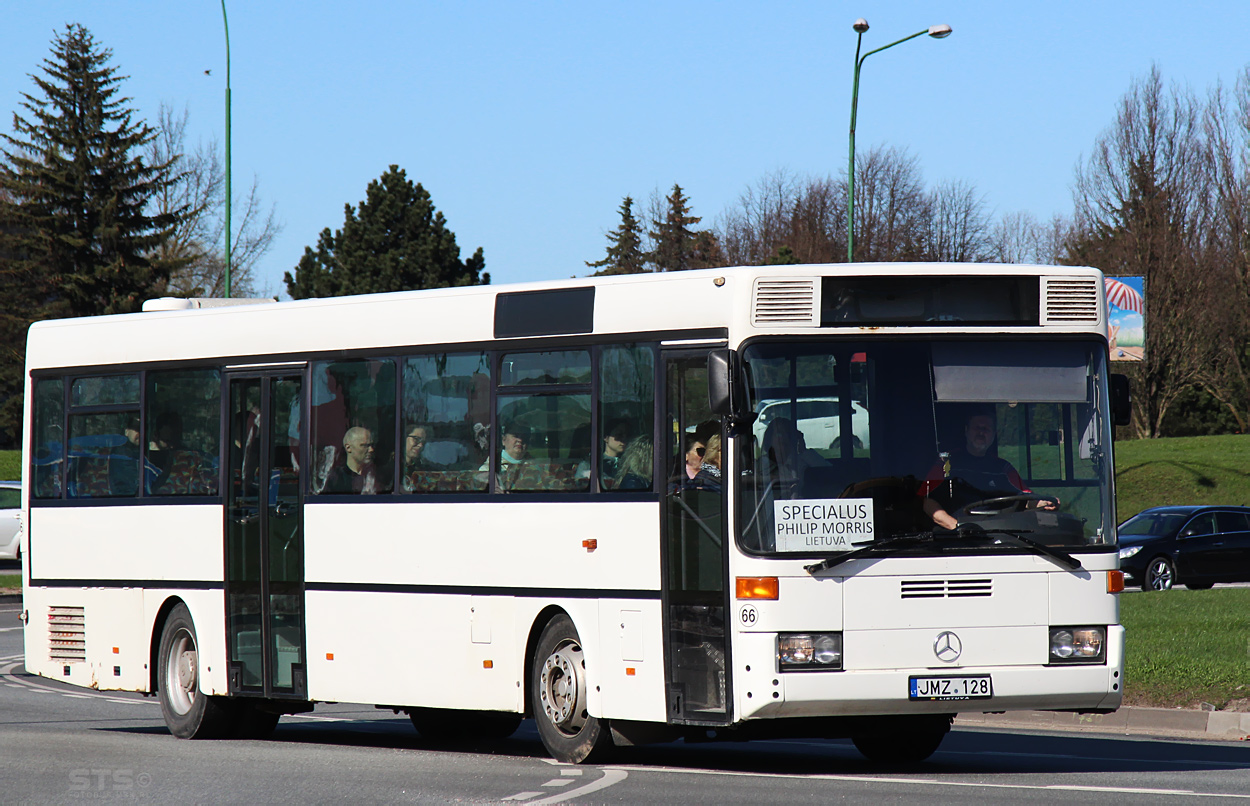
956,493,1059,517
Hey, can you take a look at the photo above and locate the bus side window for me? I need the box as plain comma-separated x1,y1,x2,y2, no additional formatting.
598,345,655,492
145,369,221,496
401,352,492,493
310,359,396,495
31,378,64,499
66,374,140,499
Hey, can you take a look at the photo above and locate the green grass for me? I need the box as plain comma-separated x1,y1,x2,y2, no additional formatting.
1121,588,1250,709
0,573,19,593
1114,434,1250,520
0,450,18,481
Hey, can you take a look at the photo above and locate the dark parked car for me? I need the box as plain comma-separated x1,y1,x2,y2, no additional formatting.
1118,505,1250,591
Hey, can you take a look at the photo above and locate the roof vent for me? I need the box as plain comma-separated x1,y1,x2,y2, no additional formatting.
752,278,819,326
1042,277,1100,325
142,297,277,312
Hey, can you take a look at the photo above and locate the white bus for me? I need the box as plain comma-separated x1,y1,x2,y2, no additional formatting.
20,264,1129,763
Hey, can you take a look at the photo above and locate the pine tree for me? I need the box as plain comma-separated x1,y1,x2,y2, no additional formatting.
647,184,723,272
649,184,700,272
284,165,488,298
586,196,646,275
0,25,181,446
0,24,183,318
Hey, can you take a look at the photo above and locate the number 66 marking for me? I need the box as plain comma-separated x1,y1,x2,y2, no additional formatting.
739,605,758,626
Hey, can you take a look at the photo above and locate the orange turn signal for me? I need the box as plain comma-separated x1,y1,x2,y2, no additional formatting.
1107,570,1125,594
736,576,779,600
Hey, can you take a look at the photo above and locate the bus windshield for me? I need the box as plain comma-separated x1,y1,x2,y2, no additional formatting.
737,339,1114,555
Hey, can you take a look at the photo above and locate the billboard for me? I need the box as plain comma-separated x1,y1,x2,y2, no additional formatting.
1106,276,1144,361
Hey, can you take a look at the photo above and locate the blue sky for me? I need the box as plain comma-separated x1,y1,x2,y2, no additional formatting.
4,2,1249,297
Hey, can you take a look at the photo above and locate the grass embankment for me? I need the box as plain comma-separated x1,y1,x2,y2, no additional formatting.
1114,433,1250,519
1121,588,1250,709
0,451,18,481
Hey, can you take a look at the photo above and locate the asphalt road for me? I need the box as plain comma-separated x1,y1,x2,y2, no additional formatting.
3,600,1250,804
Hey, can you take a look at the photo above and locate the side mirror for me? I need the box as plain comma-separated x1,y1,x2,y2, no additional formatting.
1110,374,1131,427
708,350,733,416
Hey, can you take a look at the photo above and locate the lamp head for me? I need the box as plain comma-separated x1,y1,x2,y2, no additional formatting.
928,24,953,39
852,18,869,33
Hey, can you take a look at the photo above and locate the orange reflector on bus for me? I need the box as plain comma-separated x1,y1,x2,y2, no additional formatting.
112,647,119,654
326,653,334,661
736,577,779,600
583,539,598,552
1107,570,1125,594
483,660,493,669
626,667,636,676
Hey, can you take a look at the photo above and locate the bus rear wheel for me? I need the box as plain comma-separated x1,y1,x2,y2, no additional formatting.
157,603,234,739
531,615,611,764
851,715,952,764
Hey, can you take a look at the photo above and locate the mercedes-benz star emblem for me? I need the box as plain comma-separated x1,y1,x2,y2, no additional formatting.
933,631,962,663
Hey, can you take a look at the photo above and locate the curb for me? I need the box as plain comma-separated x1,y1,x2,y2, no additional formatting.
0,593,20,604
956,706,1250,741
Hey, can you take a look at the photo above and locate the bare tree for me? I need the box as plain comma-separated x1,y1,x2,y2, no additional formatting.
851,146,930,262
1069,65,1240,437
925,178,991,262
716,169,845,266
146,103,280,298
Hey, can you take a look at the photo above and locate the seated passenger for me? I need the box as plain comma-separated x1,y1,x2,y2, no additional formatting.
481,422,530,471
762,417,826,498
615,436,653,491
323,426,386,494
693,433,723,490
576,419,630,483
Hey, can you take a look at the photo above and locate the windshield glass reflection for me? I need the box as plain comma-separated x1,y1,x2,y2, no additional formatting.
737,340,1114,556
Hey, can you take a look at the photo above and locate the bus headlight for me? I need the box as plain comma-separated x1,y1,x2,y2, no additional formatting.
1048,626,1105,664
778,633,842,671
1118,545,1142,559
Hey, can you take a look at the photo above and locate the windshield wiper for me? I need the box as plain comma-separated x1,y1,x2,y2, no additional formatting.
805,531,936,575
803,526,1083,575
975,527,1082,570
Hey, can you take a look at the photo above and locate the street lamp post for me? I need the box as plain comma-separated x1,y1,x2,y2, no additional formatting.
847,18,951,263
221,1,232,298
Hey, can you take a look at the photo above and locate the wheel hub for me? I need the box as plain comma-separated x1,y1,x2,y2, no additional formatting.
539,641,586,735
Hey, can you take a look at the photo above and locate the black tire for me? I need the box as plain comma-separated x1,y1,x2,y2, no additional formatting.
1184,582,1214,591
531,614,612,764
1143,556,1175,591
409,707,522,742
852,715,951,764
157,603,235,739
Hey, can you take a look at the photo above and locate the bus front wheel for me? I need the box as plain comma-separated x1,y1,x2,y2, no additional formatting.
531,614,611,764
157,603,234,739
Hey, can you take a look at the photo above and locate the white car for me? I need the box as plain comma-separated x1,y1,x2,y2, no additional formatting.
0,481,21,561
753,398,870,453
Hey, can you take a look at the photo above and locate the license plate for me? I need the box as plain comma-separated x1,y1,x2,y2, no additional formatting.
908,675,992,701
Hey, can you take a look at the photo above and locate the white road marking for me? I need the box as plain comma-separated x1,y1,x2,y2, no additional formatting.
523,769,628,805
540,779,571,787
559,769,582,776
500,792,541,801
